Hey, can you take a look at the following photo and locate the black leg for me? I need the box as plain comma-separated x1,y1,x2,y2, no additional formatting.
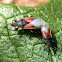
15,26,19,31
44,42,46,50
30,16,33,17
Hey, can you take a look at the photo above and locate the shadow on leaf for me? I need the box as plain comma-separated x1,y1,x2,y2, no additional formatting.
18,29,57,54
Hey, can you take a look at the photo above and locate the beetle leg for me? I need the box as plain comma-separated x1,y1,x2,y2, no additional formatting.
15,26,19,31
23,15,28,18
15,28,18,31
30,16,33,17
41,37,44,39
44,42,46,50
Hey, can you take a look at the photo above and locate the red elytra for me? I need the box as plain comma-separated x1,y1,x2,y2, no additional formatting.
41,29,46,38
24,23,37,29
23,17,37,29
41,28,52,38
47,28,52,37
23,17,36,22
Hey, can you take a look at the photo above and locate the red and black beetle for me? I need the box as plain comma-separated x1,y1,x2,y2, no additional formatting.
11,17,53,50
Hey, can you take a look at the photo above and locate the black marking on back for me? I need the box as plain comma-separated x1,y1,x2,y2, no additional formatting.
45,33,52,48
21,19,29,28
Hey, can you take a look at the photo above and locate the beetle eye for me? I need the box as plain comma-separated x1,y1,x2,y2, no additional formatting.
11,23,17,26
11,24,14,26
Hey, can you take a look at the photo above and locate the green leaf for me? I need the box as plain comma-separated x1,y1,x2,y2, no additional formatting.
0,0,62,62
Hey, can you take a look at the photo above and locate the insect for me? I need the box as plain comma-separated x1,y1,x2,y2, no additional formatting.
11,17,53,50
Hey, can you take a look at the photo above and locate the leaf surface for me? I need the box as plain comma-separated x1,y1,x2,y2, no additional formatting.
0,0,62,62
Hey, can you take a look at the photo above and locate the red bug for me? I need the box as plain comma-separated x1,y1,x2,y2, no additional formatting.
11,17,52,50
